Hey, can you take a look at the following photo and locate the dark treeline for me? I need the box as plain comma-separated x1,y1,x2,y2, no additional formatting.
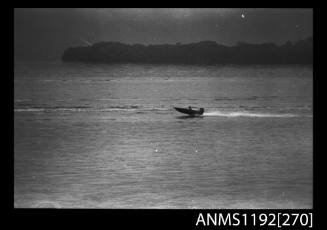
62,37,312,65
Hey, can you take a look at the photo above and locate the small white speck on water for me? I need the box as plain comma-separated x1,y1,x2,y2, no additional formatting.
155,149,158,152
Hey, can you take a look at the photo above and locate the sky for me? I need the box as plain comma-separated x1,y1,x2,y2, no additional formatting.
14,8,313,60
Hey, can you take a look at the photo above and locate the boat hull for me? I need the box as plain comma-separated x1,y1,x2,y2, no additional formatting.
174,107,204,116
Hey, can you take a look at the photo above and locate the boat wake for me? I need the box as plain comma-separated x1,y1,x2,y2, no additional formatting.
203,111,300,118
14,106,311,118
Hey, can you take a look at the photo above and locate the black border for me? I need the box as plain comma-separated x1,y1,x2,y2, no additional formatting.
10,7,321,230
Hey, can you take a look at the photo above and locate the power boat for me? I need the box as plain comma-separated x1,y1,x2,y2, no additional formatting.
174,106,204,116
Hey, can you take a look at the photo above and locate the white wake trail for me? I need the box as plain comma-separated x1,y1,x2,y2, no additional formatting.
203,111,298,118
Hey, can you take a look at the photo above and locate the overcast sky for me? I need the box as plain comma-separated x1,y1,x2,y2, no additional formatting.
14,8,313,60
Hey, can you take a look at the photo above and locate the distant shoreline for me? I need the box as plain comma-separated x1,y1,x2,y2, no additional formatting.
13,60,313,68
62,37,312,65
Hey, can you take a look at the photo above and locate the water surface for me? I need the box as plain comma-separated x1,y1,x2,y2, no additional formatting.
14,62,312,208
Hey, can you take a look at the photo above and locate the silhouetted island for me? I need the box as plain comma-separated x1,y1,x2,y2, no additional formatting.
62,37,312,65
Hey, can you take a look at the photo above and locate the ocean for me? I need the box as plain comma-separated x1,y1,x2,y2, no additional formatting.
14,61,312,208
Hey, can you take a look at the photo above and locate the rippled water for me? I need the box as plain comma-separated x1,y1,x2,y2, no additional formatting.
14,62,312,208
